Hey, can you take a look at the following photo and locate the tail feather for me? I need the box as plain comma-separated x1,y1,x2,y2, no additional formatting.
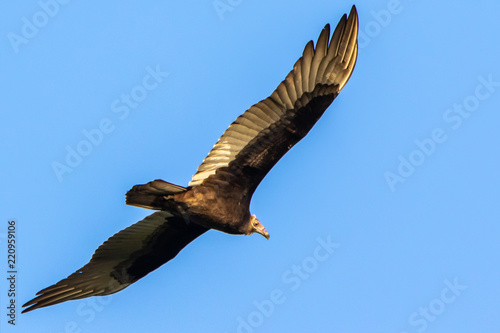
126,179,186,210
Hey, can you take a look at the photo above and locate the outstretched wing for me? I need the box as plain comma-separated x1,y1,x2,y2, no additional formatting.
189,6,358,195
22,212,208,313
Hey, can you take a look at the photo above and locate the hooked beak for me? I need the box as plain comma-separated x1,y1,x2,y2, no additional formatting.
255,226,270,240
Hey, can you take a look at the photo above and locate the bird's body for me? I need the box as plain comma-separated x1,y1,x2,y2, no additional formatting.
126,178,255,235
177,182,252,232
23,6,359,313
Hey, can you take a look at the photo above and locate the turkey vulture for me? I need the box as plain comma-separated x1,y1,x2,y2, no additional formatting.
23,5,358,313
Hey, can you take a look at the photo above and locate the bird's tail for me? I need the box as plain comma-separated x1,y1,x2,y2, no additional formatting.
126,179,186,210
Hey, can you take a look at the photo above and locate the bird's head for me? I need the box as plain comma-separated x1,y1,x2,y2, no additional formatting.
248,214,269,239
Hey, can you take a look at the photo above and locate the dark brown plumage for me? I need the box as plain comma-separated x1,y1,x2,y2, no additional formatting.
23,6,359,313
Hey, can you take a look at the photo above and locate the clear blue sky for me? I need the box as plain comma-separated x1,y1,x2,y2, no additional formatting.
2,1,500,332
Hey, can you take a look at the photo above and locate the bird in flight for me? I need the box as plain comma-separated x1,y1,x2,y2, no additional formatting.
23,5,358,313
